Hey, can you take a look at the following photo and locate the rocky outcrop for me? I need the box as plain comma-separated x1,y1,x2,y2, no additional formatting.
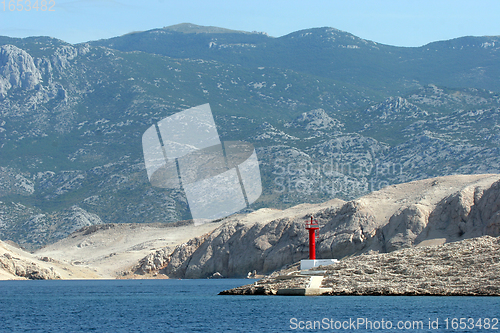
0,252,60,280
0,204,103,250
284,108,343,131
134,247,172,274
140,175,500,279
364,96,428,121
413,179,500,244
316,176,500,259
0,45,42,97
221,236,500,296
154,219,312,279
0,167,35,196
58,206,104,234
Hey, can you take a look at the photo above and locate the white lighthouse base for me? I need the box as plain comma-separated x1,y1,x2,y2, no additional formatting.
300,259,338,271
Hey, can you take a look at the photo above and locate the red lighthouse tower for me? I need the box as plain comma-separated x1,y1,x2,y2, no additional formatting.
305,216,320,260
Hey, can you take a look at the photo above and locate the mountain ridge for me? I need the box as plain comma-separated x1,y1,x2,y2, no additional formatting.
89,24,500,94
161,23,269,36
1,24,500,248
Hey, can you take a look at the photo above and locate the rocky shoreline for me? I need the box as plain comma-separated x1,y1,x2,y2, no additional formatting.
220,236,500,296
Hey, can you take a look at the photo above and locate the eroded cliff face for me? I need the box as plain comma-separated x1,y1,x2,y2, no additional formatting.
156,219,311,279
316,175,500,260
0,45,42,96
133,175,500,279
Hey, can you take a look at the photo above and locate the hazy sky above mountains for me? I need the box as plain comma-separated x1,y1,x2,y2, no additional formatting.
1,0,499,47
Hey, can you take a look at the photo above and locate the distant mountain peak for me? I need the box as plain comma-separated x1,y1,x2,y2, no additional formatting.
283,26,379,49
423,35,500,50
161,23,267,35
365,96,427,120
285,108,343,131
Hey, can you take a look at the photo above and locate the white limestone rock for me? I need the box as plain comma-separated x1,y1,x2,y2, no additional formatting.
0,45,42,97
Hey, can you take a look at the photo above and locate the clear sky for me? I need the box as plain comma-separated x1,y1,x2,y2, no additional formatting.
1,0,499,47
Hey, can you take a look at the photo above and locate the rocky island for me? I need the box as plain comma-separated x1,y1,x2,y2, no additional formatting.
220,235,500,296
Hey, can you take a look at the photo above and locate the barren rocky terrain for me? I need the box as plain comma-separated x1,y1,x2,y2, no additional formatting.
0,221,226,279
135,173,500,279
1,174,499,282
0,239,99,280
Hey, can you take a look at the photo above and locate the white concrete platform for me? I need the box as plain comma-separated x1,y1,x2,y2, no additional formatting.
300,259,338,271
277,275,332,296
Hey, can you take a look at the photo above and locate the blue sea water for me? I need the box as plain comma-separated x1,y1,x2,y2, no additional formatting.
0,279,498,333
